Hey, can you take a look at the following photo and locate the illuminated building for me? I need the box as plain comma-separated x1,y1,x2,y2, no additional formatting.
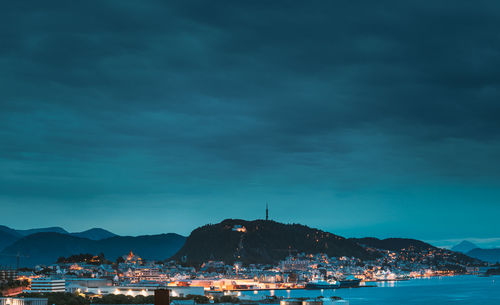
124,251,142,264
28,279,66,293
232,225,246,233
0,297,47,305
0,269,17,281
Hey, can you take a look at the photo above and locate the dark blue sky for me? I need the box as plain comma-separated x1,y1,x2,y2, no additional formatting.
1,1,499,248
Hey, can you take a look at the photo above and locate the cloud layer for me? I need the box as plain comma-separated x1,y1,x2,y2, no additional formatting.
1,1,499,239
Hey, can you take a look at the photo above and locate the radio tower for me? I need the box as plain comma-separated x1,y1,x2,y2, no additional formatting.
266,203,269,221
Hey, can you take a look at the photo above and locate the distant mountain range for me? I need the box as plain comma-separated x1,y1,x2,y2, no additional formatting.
16,226,69,236
466,248,500,263
0,225,22,252
0,225,185,267
0,226,119,251
451,240,479,253
0,232,186,267
0,225,116,241
70,228,118,240
450,240,500,263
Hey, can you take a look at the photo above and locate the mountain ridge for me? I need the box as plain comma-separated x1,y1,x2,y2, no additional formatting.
16,226,69,236
466,248,500,263
451,240,479,253
0,225,22,252
0,232,186,267
70,228,117,240
0,226,121,251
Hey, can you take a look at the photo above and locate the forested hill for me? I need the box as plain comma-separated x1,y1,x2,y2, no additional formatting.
350,237,482,266
172,219,379,265
350,237,436,251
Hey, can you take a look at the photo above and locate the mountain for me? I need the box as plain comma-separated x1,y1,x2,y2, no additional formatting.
451,241,479,253
466,248,500,263
71,228,117,240
0,226,115,250
16,227,69,236
0,232,186,267
351,237,436,251
0,225,22,251
172,219,379,265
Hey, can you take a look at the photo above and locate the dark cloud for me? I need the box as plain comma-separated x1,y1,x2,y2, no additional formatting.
1,1,499,239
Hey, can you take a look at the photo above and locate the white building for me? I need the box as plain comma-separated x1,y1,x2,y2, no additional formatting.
0,297,48,305
280,257,309,271
73,285,204,297
28,279,66,293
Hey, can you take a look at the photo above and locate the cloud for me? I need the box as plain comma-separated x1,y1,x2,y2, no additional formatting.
0,1,499,236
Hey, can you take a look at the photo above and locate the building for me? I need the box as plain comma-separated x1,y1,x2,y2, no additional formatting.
231,225,246,233
0,269,18,281
28,279,65,293
67,283,204,297
65,278,113,293
280,257,309,272
0,297,47,305
154,289,170,305
123,251,142,265
111,285,204,297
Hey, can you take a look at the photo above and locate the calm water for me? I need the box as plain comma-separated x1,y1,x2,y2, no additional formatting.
238,275,500,305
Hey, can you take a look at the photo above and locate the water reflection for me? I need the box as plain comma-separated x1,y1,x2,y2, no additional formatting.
237,276,500,305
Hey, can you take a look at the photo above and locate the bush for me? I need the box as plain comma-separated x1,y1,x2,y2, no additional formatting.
93,294,154,304
19,292,89,305
215,295,240,303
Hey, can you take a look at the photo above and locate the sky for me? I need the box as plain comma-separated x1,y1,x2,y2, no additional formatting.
1,1,499,248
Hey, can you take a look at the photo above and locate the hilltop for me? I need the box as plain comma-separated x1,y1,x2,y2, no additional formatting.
451,241,479,253
70,228,117,240
172,219,379,265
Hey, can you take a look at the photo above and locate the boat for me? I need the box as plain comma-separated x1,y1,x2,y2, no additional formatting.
337,278,361,288
305,280,340,289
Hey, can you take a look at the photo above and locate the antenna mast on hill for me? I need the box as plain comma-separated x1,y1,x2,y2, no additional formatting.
266,203,269,221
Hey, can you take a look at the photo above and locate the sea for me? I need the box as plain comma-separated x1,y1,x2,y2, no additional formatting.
237,275,500,305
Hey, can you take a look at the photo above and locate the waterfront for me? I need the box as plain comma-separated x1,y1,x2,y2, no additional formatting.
238,276,500,305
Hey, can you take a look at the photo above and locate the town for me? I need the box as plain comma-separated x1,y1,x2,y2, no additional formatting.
1,244,494,305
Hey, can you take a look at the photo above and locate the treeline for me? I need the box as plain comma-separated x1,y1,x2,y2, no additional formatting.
94,294,153,304
0,279,30,295
18,293,88,305
56,253,112,265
